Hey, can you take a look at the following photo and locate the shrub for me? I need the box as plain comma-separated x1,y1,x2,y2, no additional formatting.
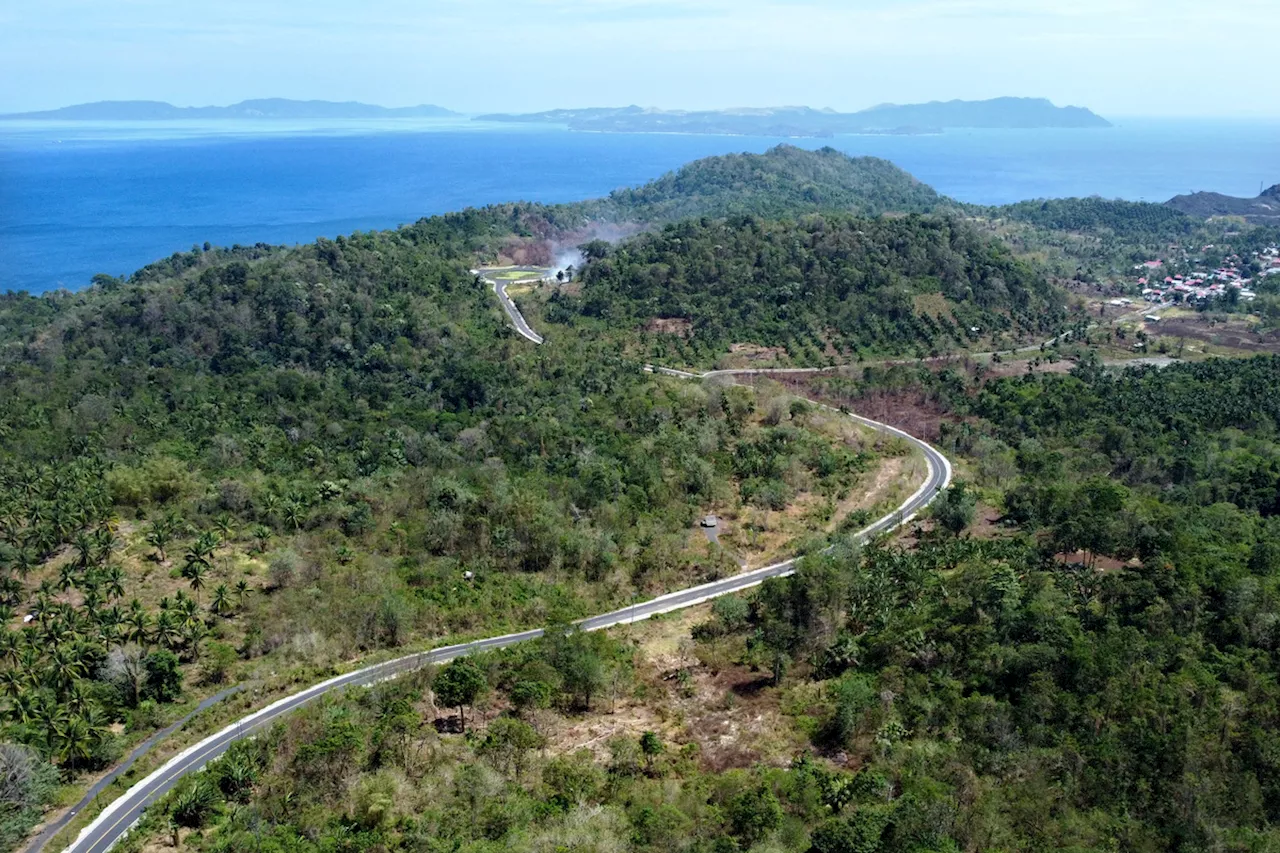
170,775,221,828
267,549,299,590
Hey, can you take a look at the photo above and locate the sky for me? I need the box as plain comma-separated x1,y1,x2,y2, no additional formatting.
3,0,1278,118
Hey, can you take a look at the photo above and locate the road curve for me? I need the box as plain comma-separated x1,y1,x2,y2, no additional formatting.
487,277,544,344
61,294,950,853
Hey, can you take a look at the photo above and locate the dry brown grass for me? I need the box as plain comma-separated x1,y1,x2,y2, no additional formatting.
533,607,808,772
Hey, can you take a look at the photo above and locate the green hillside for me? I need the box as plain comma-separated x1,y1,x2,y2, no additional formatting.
553,213,1063,367
584,145,950,223
998,196,1195,239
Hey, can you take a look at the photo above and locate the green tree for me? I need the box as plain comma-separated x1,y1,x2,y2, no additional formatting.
639,731,664,774
931,480,976,536
510,680,552,716
434,658,487,731
200,642,237,685
209,584,232,617
727,784,783,845
143,649,183,703
548,628,608,710
479,717,544,779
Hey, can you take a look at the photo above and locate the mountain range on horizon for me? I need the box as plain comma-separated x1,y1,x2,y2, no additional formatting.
475,97,1113,136
0,98,460,121
1,96,1110,133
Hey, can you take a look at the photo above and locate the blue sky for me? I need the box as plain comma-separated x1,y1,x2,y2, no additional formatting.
3,0,1277,117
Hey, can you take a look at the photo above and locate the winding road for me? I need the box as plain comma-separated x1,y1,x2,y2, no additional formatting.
59,289,951,853
492,279,544,344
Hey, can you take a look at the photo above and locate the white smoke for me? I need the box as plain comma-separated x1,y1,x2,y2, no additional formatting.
552,248,585,281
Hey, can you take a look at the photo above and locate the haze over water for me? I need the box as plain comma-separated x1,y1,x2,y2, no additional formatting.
3,117,1278,294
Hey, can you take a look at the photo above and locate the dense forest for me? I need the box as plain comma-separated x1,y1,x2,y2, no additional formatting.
554,213,1065,366
109,354,1280,852
5,143,1280,852
583,146,951,223
997,196,1196,240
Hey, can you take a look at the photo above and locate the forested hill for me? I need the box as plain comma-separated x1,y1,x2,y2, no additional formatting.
555,213,1063,365
997,197,1196,239
577,145,951,223
346,146,957,267
1166,184,1280,221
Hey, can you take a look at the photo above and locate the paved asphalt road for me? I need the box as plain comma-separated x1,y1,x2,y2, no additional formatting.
24,687,242,853
474,269,546,344
61,297,950,853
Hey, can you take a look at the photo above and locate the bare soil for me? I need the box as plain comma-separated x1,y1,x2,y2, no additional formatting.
536,607,809,771
645,317,693,337
1054,550,1132,572
780,378,957,444
719,343,790,367
1156,317,1280,354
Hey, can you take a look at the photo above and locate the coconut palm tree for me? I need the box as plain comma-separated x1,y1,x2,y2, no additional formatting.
183,562,207,605
145,520,175,563
46,645,87,694
282,502,304,531
0,668,27,700
56,563,78,593
259,493,282,528
0,632,22,666
51,712,102,768
210,584,233,618
95,605,123,645
81,587,103,615
103,565,126,601
92,526,119,564
124,606,151,646
174,595,199,626
71,532,96,572
251,524,271,554
183,620,209,661
185,531,220,569
6,690,38,726
12,546,36,580
65,679,93,715
213,514,236,541
153,611,182,651
0,576,22,605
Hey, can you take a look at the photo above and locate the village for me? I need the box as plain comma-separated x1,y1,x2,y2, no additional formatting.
1127,243,1280,308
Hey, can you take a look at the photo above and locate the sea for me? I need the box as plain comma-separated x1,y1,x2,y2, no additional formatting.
2,116,1278,294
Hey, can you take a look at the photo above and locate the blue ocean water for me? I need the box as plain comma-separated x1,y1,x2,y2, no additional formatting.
2,117,1278,294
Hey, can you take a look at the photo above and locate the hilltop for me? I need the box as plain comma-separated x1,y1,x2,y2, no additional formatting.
1166,184,1280,221
477,97,1112,136
0,98,459,120
580,144,952,222
418,145,957,268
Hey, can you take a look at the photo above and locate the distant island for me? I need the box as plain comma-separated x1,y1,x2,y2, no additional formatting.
0,98,459,121
1166,184,1280,222
475,98,1112,137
